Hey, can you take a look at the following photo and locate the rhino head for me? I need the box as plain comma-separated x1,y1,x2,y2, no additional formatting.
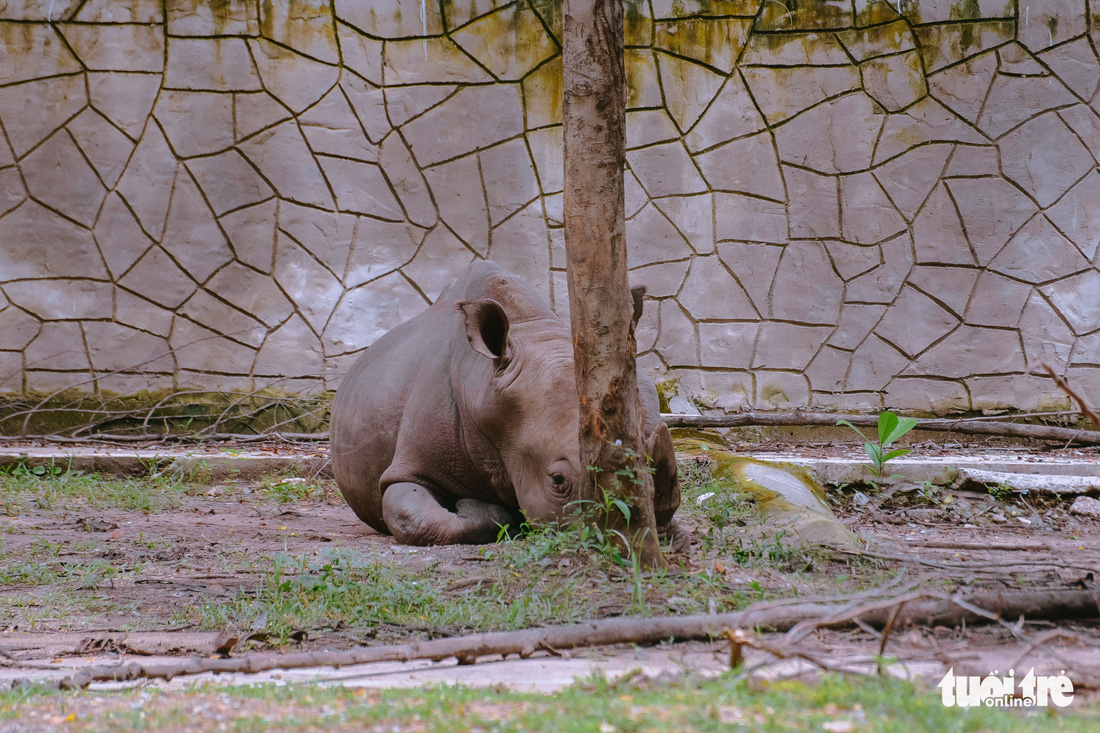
456,284,665,529
457,297,586,524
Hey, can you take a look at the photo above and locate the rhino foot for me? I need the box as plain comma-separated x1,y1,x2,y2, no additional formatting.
660,518,692,556
382,482,520,546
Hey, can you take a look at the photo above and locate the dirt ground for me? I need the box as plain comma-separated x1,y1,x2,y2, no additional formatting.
0,438,1098,702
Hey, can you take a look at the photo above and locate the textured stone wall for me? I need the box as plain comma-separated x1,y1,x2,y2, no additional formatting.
1,0,1099,417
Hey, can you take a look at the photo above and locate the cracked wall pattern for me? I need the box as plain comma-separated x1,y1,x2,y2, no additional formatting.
1,0,1099,416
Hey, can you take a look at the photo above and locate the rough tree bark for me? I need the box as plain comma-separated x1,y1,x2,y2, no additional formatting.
562,0,663,567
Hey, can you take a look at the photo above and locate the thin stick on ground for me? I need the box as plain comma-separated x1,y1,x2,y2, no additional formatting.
876,601,906,676
723,628,836,676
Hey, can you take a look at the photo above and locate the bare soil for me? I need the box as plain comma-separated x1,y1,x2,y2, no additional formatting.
0,440,1098,696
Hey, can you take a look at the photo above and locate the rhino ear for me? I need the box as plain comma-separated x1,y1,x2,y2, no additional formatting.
458,299,510,361
630,285,647,329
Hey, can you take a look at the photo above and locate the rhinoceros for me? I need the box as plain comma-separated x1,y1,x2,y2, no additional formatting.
330,260,681,546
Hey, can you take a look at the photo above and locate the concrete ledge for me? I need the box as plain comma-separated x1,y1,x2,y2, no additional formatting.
772,456,1100,488
0,448,331,480
2,447,1097,491
956,468,1100,495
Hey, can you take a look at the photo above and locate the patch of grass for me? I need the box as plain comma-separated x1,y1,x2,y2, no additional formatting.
0,461,201,515
0,586,122,628
257,472,331,504
2,671,1096,731
0,556,129,588
130,533,174,552
195,527,771,643
197,548,594,642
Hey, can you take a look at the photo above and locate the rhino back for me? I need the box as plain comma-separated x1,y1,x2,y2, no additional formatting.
330,261,547,532
330,298,461,531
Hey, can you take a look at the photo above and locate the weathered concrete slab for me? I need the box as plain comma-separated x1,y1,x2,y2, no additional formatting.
957,468,1100,495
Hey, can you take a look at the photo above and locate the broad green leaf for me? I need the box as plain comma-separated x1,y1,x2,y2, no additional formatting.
877,411,899,446
836,419,868,442
883,416,918,446
611,497,632,524
883,448,912,461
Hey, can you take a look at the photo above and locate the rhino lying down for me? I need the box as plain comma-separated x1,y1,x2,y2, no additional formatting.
330,260,681,546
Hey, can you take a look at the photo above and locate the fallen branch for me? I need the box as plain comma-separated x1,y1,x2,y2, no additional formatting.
662,411,1100,446
1042,363,1100,431
18,586,1096,690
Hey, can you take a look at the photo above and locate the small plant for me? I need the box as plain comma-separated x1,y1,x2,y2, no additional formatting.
570,444,655,566
988,482,1013,501
914,481,946,507
836,411,918,480
568,489,634,567
0,460,63,478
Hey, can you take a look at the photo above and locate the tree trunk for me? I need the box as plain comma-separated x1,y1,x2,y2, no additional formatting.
562,0,664,568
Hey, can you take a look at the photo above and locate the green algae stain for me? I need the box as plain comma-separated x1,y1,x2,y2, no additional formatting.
756,0,854,31
259,0,275,39
952,0,981,21
669,428,731,450
654,16,751,71
674,440,859,547
854,0,902,27
625,48,659,108
207,0,238,34
0,390,333,438
655,379,680,414
523,55,563,127
524,0,649,46
760,383,789,405
625,0,653,46
529,0,562,43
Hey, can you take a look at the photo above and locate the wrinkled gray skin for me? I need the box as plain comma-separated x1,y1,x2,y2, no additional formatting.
331,260,681,546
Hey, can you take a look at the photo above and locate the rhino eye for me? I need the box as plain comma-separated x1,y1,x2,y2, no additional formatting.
550,473,565,486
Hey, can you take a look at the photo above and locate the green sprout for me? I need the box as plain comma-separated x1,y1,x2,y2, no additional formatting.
836,411,918,480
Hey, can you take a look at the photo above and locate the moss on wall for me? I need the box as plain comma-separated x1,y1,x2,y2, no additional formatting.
0,391,333,438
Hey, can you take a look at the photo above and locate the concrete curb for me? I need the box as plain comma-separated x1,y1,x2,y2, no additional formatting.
775,456,1100,489
1,447,1098,492
0,447,330,481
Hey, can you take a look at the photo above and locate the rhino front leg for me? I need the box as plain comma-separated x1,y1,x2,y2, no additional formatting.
382,483,520,546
